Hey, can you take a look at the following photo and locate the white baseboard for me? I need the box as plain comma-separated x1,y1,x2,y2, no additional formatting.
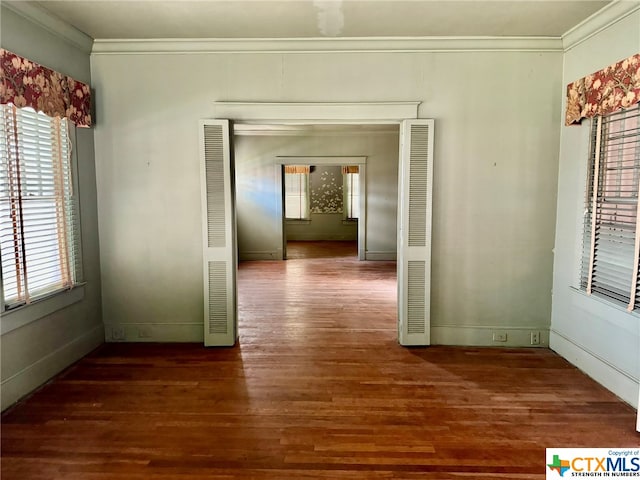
550,329,638,408
1,324,104,411
286,234,357,241
104,323,204,343
239,251,282,261
365,251,397,261
431,324,550,347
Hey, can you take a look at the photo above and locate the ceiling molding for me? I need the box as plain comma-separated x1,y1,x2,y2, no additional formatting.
562,0,640,52
91,36,563,55
3,1,94,54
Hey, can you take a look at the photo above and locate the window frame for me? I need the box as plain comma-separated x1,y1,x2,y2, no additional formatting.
580,104,640,311
0,104,84,319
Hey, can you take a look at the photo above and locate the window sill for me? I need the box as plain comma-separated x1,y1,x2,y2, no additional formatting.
568,286,640,320
1,285,86,335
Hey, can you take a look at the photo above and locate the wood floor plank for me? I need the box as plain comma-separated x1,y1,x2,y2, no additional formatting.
2,241,638,479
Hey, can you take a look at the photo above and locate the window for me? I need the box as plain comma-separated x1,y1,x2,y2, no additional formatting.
343,166,360,220
580,104,640,311
0,104,82,311
284,166,310,220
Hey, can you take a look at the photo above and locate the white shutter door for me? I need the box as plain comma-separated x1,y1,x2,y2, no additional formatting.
397,119,434,346
199,120,237,346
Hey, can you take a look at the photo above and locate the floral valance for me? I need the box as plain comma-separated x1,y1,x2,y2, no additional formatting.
566,53,640,126
0,49,92,128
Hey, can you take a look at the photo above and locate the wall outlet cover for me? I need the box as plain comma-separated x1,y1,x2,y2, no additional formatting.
111,326,125,341
492,331,508,342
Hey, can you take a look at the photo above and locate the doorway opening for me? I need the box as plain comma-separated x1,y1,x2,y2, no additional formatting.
199,104,433,347
274,155,368,261
232,125,397,346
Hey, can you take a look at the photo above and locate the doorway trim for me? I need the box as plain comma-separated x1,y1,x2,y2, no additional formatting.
213,101,420,122
204,102,432,347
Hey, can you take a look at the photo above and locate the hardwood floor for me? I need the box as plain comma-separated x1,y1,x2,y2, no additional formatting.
2,241,638,479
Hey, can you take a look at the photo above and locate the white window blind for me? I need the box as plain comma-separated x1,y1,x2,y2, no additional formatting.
581,104,640,311
0,104,82,310
284,168,309,220
343,169,360,220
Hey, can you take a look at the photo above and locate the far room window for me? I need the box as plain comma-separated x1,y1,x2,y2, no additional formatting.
342,166,360,220
580,104,640,311
0,104,82,311
284,166,310,220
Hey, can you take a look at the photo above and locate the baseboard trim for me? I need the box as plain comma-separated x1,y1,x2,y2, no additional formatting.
239,251,282,261
549,329,638,408
104,323,204,343
1,324,104,411
365,251,397,261
286,235,357,241
431,324,549,348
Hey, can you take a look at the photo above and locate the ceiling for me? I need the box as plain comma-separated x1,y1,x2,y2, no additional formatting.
27,0,612,40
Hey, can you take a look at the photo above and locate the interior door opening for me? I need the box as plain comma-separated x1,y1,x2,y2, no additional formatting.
199,114,433,348
231,125,397,347
276,157,367,261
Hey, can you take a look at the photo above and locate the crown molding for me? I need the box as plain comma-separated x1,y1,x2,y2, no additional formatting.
91,36,563,55
2,1,93,54
3,0,635,57
562,0,640,52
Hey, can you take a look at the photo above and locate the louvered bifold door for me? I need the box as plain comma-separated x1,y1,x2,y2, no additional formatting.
199,120,237,346
397,119,434,346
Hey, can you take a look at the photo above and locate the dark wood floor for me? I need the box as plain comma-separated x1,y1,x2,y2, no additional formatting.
2,241,638,479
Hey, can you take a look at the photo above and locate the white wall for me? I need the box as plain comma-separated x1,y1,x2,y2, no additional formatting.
0,6,103,410
235,134,396,258
286,214,357,243
551,10,640,406
91,47,562,345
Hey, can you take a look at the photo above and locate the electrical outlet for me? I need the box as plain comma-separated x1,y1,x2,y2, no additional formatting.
492,331,507,342
138,326,151,338
530,331,541,345
111,326,125,341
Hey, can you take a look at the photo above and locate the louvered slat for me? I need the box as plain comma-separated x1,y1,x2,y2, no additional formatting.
204,125,226,248
408,125,429,248
407,261,426,334
208,261,228,334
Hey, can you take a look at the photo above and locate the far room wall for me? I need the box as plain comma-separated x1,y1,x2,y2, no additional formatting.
91,48,562,345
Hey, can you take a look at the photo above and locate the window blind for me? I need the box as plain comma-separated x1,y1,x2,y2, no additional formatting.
0,104,82,309
581,104,640,310
344,172,360,219
284,170,309,220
